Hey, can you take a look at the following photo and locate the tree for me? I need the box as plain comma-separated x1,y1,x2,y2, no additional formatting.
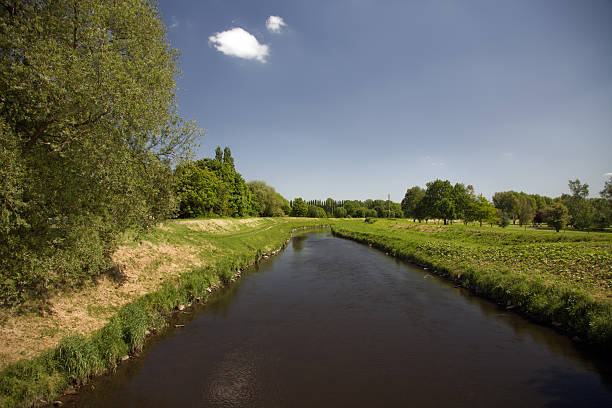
307,205,327,218
248,181,288,217
601,176,612,200
333,207,348,218
499,211,511,228
438,198,456,224
290,198,308,217
492,191,520,224
517,196,535,229
365,209,377,218
452,183,472,222
591,198,612,229
175,149,257,218
343,200,361,217
323,198,336,215
468,195,497,227
568,179,589,198
565,179,593,230
543,203,570,232
0,0,200,304
421,179,454,224
174,163,219,218
401,186,425,221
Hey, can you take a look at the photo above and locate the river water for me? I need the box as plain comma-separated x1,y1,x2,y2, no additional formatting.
63,230,612,407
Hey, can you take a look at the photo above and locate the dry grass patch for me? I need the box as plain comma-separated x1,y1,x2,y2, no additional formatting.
179,218,266,233
0,241,205,371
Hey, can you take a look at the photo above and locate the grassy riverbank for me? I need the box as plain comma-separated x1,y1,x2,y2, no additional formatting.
332,219,612,348
0,218,329,408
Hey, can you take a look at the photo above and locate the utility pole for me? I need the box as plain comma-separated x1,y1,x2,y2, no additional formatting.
388,193,391,218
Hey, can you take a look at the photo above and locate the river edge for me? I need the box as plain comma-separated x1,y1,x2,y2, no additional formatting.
0,223,330,408
331,226,612,351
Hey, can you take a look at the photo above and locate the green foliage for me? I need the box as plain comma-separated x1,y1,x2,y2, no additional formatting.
365,209,378,218
420,179,456,224
591,198,612,229
290,198,309,217
543,203,570,232
0,0,200,305
174,162,219,217
492,191,520,223
333,207,348,218
518,196,535,227
174,147,257,218
401,186,425,220
601,176,612,200
568,179,589,198
248,181,288,217
307,205,327,218
499,212,511,228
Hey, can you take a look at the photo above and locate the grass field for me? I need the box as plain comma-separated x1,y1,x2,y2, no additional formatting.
332,219,612,347
0,217,330,408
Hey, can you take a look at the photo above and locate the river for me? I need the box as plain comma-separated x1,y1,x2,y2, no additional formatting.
62,230,612,407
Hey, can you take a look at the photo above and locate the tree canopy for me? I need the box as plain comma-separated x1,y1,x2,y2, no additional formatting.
0,0,200,305
174,147,257,218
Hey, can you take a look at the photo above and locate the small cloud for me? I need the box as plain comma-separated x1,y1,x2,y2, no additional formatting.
169,16,179,29
209,27,269,62
431,162,445,166
266,15,286,33
503,152,513,158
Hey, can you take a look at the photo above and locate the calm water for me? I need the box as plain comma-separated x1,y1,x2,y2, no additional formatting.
63,231,612,407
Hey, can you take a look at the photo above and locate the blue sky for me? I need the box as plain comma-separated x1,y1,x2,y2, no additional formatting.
158,0,612,202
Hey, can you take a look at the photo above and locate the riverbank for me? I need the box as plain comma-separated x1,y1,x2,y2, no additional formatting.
332,219,612,348
0,218,330,408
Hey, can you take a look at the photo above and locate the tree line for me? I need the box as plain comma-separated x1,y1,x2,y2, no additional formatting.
400,178,612,231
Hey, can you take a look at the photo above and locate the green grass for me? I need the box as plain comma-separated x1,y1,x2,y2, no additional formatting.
332,219,612,347
0,217,331,408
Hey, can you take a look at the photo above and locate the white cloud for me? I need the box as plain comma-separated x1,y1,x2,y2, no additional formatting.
209,27,269,62
266,15,286,33
169,16,179,29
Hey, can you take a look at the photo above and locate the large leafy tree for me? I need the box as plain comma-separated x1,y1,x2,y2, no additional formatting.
290,198,309,217
492,191,520,224
175,148,257,218
421,179,454,224
543,203,570,232
517,196,535,228
564,179,593,230
0,0,199,304
401,186,425,221
248,181,289,217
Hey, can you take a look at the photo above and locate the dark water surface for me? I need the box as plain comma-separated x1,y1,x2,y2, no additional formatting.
64,231,612,407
